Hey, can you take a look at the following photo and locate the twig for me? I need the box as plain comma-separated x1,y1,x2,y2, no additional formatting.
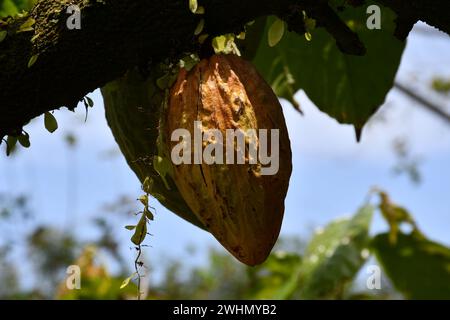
394,81,450,124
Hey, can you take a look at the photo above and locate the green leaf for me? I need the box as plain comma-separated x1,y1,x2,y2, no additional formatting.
0,30,7,42
44,112,58,133
212,34,240,55
0,0,19,18
120,273,136,289
27,54,38,68
294,205,374,299
139,194,148,207
378,191,417,244
252,2,405,131
131,214,147,246
372,232,450,299
18,132,30,148
268,18,284,47
142,177,153,194
247,251,302,299
5,135,17,156
144,207,154,221
195,6,204,15
179,54,199,72
125,225,136,230
18,17,35,32
212,35,227,53
85,96,94,107
194,19,204,36
188,0,197,14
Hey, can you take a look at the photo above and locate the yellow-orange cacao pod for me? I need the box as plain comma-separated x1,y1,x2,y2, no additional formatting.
165,54,292,265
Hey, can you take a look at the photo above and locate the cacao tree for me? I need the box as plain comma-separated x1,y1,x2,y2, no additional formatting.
1,0,450,299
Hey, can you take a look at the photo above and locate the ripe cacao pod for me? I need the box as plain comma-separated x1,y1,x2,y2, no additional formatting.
101,69,205,230
165,54,292,265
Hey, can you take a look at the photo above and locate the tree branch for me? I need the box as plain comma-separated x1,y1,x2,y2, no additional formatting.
0,0,449,139
394,82,450,124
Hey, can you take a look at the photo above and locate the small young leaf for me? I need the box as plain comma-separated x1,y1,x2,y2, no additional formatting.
189,0,198,14
268,18,285,47
305,32,312,41
0,31,7,43
44,112,58,133
237,31,246,40
28,54,39,68
139,194,149,207
6,136,17,156
142,177,153,194
85,96,94,107
125,225,136,230
144,207,154,221
120,273,136,289
212,35,227,53
304,17,316,32
18,132,30,148
131,214,147,246
195,6,205,14
18,17,35,33
194,19,204,36
198,34,209,44
179,54,199,72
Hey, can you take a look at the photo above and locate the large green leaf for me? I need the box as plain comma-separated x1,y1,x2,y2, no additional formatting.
298,205,374,298
0,0,19,18
251,2,406,133
372,232,450,299
0,0,35,18
275,205,374,299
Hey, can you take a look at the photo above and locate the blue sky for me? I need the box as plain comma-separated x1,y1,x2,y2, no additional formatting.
1,23,449,285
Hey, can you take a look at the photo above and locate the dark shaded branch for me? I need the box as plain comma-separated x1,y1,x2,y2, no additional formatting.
0,0,449,139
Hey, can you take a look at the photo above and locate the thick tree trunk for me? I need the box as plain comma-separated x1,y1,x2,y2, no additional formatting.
0,0,448,139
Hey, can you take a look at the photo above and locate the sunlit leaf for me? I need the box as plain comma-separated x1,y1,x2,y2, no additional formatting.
142,177,153,194
188,0,198,14
120,273,136,289
139,194,148,207
144,207,154,221
252,2,405,132
278,205,374,299
18,17,35,32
